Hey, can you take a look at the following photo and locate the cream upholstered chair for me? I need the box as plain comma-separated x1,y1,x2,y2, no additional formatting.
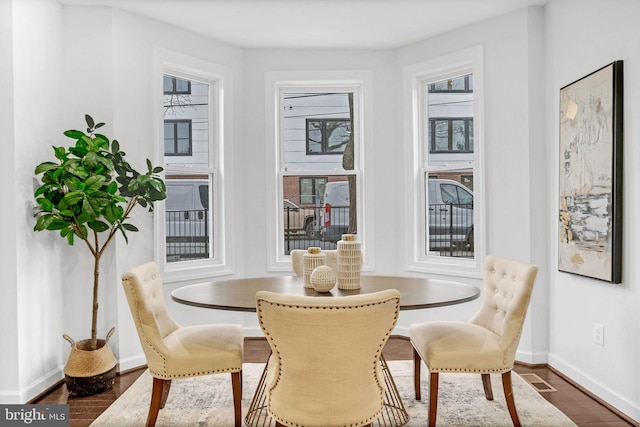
121,262,244,427
290,249,338,276
256,289,400,427
410,255,538,427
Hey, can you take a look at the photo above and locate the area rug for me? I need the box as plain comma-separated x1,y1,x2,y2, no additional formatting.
91,361,576,426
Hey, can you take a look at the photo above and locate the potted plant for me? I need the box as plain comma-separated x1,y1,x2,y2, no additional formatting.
33,114,166,396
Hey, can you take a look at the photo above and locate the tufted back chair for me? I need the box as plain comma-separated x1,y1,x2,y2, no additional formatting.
409,255,537,427
122,262,244,427
290,249,338,276
256,289,400,427
469,255,539,370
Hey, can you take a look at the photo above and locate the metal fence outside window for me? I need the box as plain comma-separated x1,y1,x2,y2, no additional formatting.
166,209,209,262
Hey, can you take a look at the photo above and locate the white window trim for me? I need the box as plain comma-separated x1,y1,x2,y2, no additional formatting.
265,70,374,272
153,48,235,283
403,46,485,278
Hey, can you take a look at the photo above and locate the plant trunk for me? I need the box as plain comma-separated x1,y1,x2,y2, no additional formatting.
343,93,357,234
91,252,101,350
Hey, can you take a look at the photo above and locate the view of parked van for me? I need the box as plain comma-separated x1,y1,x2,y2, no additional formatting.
317,179,473,251
320,181,350,242
165,179,210,261
428,178,474,251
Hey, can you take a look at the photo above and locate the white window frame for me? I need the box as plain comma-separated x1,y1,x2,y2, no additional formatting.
403,46,485,278
265,70,374,272
153,48,235,282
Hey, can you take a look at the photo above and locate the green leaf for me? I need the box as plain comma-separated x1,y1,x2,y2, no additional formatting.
104,203,119,223
85,114,95,129
64,130,85,140
95,122,105,129
34,214,54,231
35,198,54,211
54,146,68,160
84,175,106,192
105,181,118,195
62,191,84,206
122,223,139,232
76,211,92,224
112,139,120,153
96,155,114,171
137,174,151,186
65,161,89,179
88,220,109,232
118,225,130,244
152,166,164,173
84,151,99,169
82,197,97,219
93,134,110,148
35,162,59,175
48,219,70,231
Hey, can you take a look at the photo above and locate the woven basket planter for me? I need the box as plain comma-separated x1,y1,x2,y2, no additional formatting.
63,327,117,397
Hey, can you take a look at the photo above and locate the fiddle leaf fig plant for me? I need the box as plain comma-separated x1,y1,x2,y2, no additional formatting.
33,114,166,350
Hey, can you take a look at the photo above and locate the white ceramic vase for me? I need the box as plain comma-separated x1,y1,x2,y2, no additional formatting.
336,234,362,290
303,247,326,288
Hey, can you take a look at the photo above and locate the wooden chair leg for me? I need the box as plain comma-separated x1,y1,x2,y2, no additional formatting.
231,371,242,427
481,374,493,400
428,372,439,427
413,347,422,400
147,377,170,427
502,371,521,427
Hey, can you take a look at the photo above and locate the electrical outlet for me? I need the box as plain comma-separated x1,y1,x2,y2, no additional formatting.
593,323,604,346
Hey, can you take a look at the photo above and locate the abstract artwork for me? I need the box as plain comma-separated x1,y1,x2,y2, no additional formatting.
558,61,623,283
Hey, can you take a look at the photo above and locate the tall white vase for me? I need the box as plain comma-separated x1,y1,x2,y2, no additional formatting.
337,234,362,290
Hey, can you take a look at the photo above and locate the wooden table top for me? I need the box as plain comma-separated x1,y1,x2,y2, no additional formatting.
171,275,480,312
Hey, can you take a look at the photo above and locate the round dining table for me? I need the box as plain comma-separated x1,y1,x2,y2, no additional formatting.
171,275,480,312
171,275,480,427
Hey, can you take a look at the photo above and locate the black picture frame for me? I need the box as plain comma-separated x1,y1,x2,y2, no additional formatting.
558,61,623,283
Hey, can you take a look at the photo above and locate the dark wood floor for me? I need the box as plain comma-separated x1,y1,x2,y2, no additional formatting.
33,337,635,427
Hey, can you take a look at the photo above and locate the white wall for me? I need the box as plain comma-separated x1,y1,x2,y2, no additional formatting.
9,0,68,403
396,7,549,361
1,2,245,402
545,0,640,420
0,0,20,402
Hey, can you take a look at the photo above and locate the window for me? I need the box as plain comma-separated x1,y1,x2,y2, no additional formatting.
405,46,484,277
162,74,213,265
163,75,191,94
423,74,475,259
278,88,360,258
155,50,234,283
306,119,350,154
164,120,192,155
299,177,327,205
428,75,473,93
429,118,473,152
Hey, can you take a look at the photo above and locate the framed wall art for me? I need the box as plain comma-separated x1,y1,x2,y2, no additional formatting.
558,61,623,283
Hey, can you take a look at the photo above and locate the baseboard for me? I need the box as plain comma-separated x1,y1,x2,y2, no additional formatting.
8,367,65,404
117,354,147,373
515,348,548,365
548,352,640,425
